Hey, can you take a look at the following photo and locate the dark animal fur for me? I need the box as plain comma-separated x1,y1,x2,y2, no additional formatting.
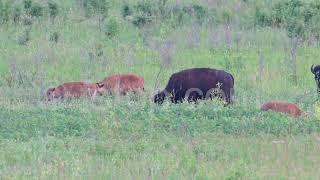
311,64,320,95
154,68,234,104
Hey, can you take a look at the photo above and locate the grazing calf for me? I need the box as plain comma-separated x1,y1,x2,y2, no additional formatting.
154,68,234,104
311,64,320,96
260,101,307,118
98,74,145,95
46,82,103,101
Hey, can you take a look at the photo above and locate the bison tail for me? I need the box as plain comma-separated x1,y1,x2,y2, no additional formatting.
228,73,234,86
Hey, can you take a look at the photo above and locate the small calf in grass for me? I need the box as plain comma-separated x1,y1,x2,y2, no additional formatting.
260,101,308,118
46,82,104,101
97,74,145,96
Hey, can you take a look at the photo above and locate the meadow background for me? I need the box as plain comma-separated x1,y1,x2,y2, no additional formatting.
1,0,320,179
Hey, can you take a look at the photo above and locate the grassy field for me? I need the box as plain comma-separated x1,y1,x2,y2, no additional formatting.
1,0,320,179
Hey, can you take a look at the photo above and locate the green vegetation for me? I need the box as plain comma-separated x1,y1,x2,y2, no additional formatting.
1,0,320,178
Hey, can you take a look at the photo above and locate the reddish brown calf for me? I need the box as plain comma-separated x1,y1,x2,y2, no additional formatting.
46,82,103,101
98,74,145,95
261,101,307,118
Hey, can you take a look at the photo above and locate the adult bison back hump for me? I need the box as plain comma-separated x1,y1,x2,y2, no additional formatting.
154,68,234,104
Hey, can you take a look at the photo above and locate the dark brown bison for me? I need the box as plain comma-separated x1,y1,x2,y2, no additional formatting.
46,82,103,101
98,74,145,95
311,64,320,95
154,68,234,104
261,101,307,118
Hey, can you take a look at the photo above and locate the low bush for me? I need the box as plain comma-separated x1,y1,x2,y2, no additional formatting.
122,1,211,28
254,0,320,39
104,16,120,37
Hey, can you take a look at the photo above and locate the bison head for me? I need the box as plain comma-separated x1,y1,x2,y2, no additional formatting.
95,82,106,95
46,88,56,101
154,91,166,104
311,64,320,93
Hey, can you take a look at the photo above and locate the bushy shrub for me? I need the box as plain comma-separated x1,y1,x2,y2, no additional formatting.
49,31,59,43
82,0,109,18
104,16,120,37
131,1,155,27
23,0,32,11
0,0,11,24
309,14,320,39
254,0,320,39
121,4,132,18
22,15,33,26
254,7,271,27
190,4,208,24
48,2,59,20
23,0,43,18
30,2,43,18
221,9,232,24
12,6,22,24
172,3,209,25
82,0,110,31
158,0,168,18
122,1,210,28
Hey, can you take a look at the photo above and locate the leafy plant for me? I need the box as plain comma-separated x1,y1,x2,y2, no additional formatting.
48,2,59,21
30,2,43,18
104,16,120,37
132,1,155,27
254,0,320,39
121,4,132,18
0,0,11,24
12,6,22,24
82,0,110,31
49,31,59,43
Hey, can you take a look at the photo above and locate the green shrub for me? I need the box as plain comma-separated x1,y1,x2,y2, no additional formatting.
22,16,33,26
82,0,109,18
132,1,155,27
82,0,110,31
309,14,320,39
48,2,59,20
158,0,168,18
30,2,43,18
221,9,232,24
121,4,132,18
12,6,22,24
0,0,11,24
170,5,187,27
123,1,210,28
49,31,59,43
23,0,32,11
254,7,272,27
104,16,120,37
254,0,320,39
191,4,208,24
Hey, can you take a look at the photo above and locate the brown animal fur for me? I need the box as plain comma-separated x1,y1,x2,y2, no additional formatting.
260,101,308,118
46,82,103,101
98,74,145,95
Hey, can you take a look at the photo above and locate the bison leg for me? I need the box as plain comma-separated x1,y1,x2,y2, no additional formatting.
171,92,183,104
223,88,232,104
187,92,201,103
